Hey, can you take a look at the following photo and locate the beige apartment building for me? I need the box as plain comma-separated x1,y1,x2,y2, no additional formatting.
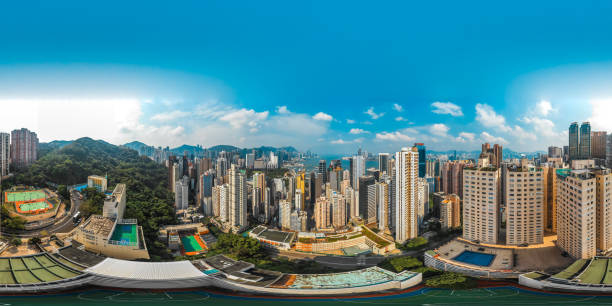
462,167,500,244
595,169,612,252
440,194,460,230
504,168,544,245
556,169,597,259
541,165,558,233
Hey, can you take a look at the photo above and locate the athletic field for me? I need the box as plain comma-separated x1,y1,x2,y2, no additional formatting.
17,201,52,213
181,235,207,255
5,190,46,203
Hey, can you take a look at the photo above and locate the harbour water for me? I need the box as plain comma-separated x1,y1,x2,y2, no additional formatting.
2,286,610,305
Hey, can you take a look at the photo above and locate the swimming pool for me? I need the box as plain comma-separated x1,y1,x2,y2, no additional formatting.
452,251,495,267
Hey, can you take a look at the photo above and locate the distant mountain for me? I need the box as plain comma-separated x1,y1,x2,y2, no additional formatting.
121,141,298,155
427,148,547,159
170,144,205,155
207,145,241,152
123,141,150,151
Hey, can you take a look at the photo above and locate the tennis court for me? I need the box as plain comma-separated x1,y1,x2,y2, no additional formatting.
109,224,138,246
5,190,46,203
17,200,52,213
181,235,206,255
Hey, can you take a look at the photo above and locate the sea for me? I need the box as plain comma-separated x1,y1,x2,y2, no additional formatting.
1,286,610,305
300,155,378,173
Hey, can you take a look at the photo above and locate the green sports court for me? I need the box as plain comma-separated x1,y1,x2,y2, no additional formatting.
109,224,138,246
17,200,52,213
5,190,46,203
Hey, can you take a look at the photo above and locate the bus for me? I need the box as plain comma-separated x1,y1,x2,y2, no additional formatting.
73,211,81,224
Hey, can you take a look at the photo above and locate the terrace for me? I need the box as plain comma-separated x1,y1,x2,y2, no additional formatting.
0,254,82,285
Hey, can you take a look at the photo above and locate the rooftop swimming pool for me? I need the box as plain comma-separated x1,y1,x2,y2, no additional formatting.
109,224,138,246
453,250,495,267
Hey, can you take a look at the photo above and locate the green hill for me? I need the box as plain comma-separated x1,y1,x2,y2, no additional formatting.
7,137,177,259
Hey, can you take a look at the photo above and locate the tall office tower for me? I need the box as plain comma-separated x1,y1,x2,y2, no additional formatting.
366,184,378,225
417,177,429,228
579,122,592,159
330,191,347,228
174,176,189,211
252,172,266,203
440,194,460,230
317,160,327,183
229,165,248,231
343,186,355,218
343,169,350,181
252,187,261,217
541,166,557,233
414,143,426,178
246,153,255,169
358,175,376,223
548,146,563,158
608,134,612,169
0,132,9,177
314,196,331,230
198,171,213,212
378,153,390,174
563,146,570,162
505,167,544,245
312,172,323,204
462,167,501,244
592,131,607,160
199,157,212,173
556,169,597,259
298,211,308,232
216,157,228,178
167,156,178,191
279,200,292,229
296,171,306,209
569,122,579,160
328,170,338,191
10,128,38,168
351,155,365,190
426,160,436,178
294,189,303,212
375,182,390,232
595,169,612,252
289,210,300,231
171,163,180,194
394,147,419,243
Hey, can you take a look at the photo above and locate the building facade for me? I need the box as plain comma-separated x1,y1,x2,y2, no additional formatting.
505,168,544,245
10,128,38,168
394,147,419,243
462,167,500,244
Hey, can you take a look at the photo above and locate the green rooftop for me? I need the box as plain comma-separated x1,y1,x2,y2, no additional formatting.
553,259,588,279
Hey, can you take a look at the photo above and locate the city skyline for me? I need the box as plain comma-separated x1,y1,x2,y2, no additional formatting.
2,1,612,153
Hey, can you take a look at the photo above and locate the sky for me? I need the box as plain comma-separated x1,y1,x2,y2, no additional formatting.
1,1,612,154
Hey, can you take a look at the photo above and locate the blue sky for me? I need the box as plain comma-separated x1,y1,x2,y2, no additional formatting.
1,1,612,153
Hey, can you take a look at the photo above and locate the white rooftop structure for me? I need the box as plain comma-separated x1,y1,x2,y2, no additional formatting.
85,258,209,289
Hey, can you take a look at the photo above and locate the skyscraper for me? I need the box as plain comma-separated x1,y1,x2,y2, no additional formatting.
548,146,563,158
0,132,9,177
414,143,426,178
579,122,591,159
480,143,503,168
351,155,365,190
569,122,579,160
607,134,612,169
314,196,331,230
317,160,327,183
591,131,607,160
229,165,248,231
359,175,375,223
394,147,419,243
378,153,389,174
10,128,38,168
440,194,460,230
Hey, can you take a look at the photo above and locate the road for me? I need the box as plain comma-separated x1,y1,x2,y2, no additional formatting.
1,191,83,238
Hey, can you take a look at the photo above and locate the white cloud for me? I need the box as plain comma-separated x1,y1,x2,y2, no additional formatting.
349,128,369,134
429,123,450,136
395,116,408,122
346,119,356,124
535,100,553,116
219,108,269,130
393,103,403,112
432,102,463,117
458,132,475,141
479,132,507,144
150,110,189,122
588,99,612,131
375,131,415,142
331,139,348,144
364,107,384,119
475,103,511,132
276,105,290,114
520,116,557,137
313,112,333,121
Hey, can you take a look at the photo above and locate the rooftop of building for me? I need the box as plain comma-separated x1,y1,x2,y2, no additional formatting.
86,258,204,280
270,267,417,289
0,253,83,285
57,245,106,267
81,215,115,238
250,226,296,244
205,255,254,274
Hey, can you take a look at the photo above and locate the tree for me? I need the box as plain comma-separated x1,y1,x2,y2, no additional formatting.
28,237,41,245
57,184,70,200
10,237,22,246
